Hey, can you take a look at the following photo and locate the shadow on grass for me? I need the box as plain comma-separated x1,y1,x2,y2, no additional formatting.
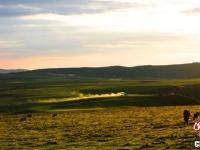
48,94,200,109
1,94,200,114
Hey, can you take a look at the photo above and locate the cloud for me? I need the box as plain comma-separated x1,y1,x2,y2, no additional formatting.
0,4,41,17
0,0,146,17
2,41,200,69
1,0,200,69
183,7,200,15
1,31,194,59
0,40,23,48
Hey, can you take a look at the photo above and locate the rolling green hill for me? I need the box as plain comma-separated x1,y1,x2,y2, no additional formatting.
5,62,200,79
2,62,200,113
0,69,27,74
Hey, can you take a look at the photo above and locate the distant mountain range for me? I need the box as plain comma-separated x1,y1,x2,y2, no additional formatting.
0,69,28,74
3,62,200,79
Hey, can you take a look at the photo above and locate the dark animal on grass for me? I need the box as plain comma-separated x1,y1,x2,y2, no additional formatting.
20,117,27,122
26,113,32,118
193,112,200,121
52,113,58,117
183,110,190,125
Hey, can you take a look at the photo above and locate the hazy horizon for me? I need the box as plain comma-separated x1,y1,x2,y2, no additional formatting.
1,0,200,69
1,61,200,70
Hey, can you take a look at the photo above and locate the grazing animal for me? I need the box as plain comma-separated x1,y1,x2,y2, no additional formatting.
26,113,32,118
183,110,190,125
20,117,27,122
52,113,58,117
193,112,200,121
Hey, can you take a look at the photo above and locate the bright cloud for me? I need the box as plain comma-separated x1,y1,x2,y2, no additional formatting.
0,0,200,69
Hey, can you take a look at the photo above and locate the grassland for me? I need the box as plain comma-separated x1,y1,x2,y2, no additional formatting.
1,75,200,149
1,74,200,112
1,106,200,149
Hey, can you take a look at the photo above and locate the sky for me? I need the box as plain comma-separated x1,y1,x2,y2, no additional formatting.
0,0,200,69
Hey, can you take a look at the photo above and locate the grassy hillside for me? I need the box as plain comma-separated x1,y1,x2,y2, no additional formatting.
0,69,27,74
1,73,200,112
7,62,200,79
1,106,199,149
1,66,200,149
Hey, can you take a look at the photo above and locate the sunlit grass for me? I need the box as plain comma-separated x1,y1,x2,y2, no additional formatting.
1,106,199,149
35,92,126,104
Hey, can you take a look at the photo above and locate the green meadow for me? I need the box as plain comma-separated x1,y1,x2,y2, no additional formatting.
1,74,200,149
